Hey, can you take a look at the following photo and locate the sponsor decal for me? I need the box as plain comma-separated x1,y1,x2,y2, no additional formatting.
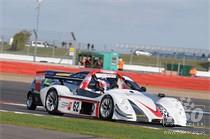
60,101,69,109
95,73,116,78
56,73,71,76
67,102,73,110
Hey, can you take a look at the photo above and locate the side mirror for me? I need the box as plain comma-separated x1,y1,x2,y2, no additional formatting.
158,93,166,98
140,86,146,92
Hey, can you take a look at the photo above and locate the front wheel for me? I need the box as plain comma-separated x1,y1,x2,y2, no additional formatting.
99,95,114,120
45,89,63,115
26,92,37,110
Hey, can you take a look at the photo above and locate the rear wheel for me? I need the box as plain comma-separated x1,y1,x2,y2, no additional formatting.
99,95,114,120
26,92,37,110
45,89,63,115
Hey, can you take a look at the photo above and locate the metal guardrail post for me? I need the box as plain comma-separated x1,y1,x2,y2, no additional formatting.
52,47,55,57
26,44,30,55
59,47,69,64
33,30,38,62
182,56,186,65
129,49,133,65
0,36,4,53
129,55,133,65
156,54,160,67
33,0,42,62
178,63,181,76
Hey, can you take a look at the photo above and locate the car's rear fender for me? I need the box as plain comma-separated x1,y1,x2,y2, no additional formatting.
40,85,73,107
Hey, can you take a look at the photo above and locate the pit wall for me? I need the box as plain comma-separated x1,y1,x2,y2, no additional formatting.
0,60,209,92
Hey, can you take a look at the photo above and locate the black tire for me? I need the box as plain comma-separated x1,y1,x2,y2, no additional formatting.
99,95,114,120
26,92,37,110
45,89,63,115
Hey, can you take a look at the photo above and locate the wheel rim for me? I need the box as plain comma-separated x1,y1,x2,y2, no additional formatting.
100,97,113,118
46,91,57,111
27,94,33,107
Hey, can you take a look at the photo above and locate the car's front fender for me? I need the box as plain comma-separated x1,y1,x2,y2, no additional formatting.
157,97,187,126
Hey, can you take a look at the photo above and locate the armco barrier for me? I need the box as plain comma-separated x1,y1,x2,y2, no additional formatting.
0,60,209,91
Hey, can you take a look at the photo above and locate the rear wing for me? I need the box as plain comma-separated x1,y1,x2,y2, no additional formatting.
35,70,83,81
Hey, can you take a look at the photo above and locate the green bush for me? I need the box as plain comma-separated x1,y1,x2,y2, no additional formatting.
10,30,31,50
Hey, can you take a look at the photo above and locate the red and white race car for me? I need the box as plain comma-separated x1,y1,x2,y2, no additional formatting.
26,70,187,126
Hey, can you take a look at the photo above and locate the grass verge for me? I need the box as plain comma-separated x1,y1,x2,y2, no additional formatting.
0,112,208,139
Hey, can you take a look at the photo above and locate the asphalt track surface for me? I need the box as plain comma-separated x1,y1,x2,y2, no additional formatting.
0,124,107,139
0,80,210,136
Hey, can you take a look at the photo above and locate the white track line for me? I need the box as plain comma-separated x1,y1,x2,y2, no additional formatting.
0,109,45,117
1,102,44,109
2,102,26,107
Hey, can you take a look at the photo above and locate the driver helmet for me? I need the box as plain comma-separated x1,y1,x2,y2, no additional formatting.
97,79,108,91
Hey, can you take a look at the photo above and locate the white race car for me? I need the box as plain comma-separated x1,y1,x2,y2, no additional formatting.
26,70,187,126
